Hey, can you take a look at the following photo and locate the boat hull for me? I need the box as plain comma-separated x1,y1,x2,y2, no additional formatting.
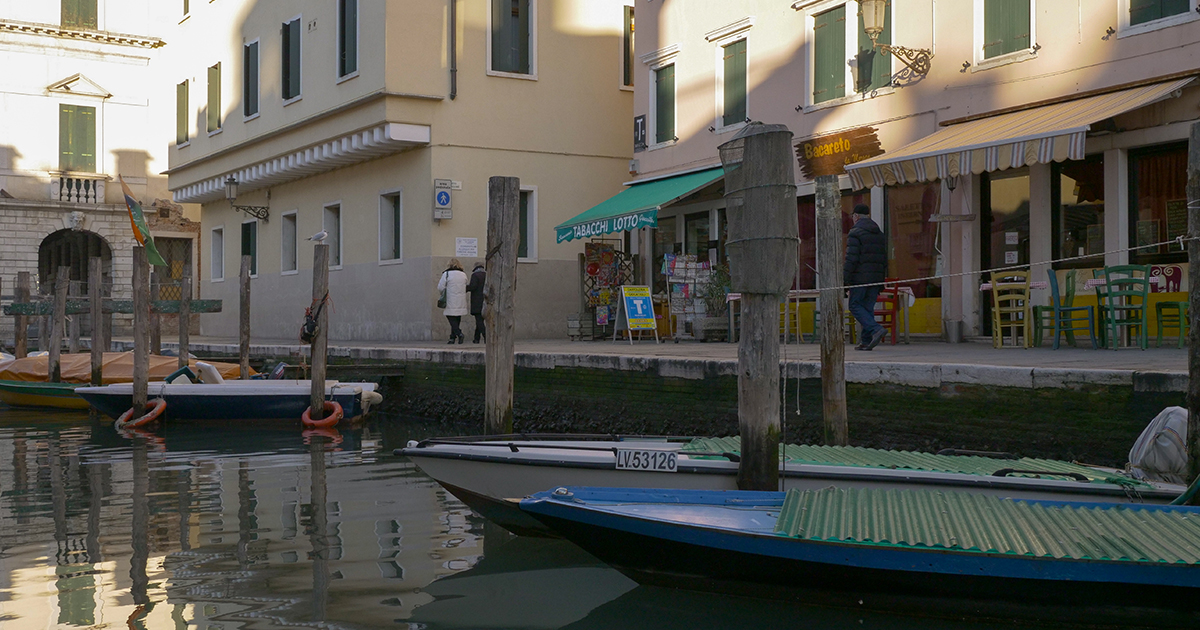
0,381,89,410
77,381,370,421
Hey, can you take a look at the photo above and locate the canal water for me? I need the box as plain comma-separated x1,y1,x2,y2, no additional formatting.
0,409,1130,629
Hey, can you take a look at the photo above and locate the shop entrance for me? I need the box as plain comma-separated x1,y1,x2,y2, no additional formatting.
980,167,1030,336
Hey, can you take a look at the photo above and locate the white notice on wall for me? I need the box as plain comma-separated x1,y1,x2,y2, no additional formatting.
1005,232,1019,245
456,237,478,258
1004,251,1018,265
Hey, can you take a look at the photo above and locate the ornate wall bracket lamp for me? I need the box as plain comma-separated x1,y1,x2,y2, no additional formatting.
857,0,933,77
225,176,269,221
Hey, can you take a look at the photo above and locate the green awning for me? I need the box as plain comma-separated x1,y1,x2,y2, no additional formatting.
555,167,724,243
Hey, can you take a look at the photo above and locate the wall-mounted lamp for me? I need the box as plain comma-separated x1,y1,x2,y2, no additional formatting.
857,0,933,77
945,175,958,192
225,176,270,221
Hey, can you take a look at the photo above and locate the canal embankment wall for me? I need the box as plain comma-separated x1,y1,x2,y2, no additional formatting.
118,339,1187,468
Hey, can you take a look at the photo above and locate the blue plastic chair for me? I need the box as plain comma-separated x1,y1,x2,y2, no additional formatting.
1044,270,1096,349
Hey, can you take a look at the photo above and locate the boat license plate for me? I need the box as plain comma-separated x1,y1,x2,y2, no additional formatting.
614,449,678,472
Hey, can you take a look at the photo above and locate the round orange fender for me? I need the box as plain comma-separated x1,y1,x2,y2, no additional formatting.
302,400,343,429
116,398,166,429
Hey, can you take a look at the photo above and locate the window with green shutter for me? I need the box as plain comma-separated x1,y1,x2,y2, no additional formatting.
282,18,301,100
856,2,891,92
518,191,530,259
338,0,358,77
655,64,675,144
176,81,189,145
813,5,846,104
207,63,221,132
241,221,258,276
243,42,259,117
1129,0,1190,25
722,39,747,127
492,0,531,74
982,0,1031,59
59,105,96,173
623,6,635,87
61,0,97,30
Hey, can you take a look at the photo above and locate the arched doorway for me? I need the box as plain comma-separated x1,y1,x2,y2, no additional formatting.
38,230,114,340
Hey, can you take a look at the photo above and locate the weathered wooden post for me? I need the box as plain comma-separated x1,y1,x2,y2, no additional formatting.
816,175,849,445
1186,120,1200,500
484,176,520,435
309,244,330,421
132,246,149,411
68,281,80,354
89,258,103,386
179,271,191,370
50,266,69,382
719,123,799,491
150,269,162,355
240,255,252,379
15,271,29,358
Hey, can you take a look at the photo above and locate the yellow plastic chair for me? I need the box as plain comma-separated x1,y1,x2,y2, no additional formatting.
990,270,1031,348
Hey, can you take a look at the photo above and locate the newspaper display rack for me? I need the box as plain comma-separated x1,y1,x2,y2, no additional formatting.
663,254,711,342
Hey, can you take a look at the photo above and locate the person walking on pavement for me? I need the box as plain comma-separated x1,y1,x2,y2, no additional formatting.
466,262,486,343
438,259,469,344
844,204,888,350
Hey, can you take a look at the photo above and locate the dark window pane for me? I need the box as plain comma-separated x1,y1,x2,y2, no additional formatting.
722,39,746,127
241,222,257,276
244,42,259,117
1053,155,1105,268
491,0,530,73
655,64,674,143
1131,0,1190,25
518,192,529,259
623,6,634,87
339,0,358,76
282,19,301,99
1130,143,1187,264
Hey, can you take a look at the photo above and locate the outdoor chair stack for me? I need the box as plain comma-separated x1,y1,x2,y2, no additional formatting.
1033,270,1096,349
1098,264,1150,350
990,270,1031,348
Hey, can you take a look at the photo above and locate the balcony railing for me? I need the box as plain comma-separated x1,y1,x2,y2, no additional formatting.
51,173,107,204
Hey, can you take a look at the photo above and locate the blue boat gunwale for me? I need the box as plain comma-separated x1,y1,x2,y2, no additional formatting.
519,487,1200,588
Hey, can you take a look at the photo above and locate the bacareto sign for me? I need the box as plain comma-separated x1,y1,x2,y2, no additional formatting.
794,126,884,179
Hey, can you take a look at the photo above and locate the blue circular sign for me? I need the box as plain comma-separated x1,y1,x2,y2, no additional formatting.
436,190,451,206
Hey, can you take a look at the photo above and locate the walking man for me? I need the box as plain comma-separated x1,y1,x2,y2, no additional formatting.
844,204,887,350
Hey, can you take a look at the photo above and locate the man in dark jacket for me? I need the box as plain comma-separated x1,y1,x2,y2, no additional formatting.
466,262,487,343
844,204,888,350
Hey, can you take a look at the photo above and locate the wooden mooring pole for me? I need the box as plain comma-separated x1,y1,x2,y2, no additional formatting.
89,258,103,386
150,270,162,355
50,266,68,382
309,244,330,421
132,247,149,411
15,271,29,358
68,281,80,354
1186,120,1200,502
816,174,849,445
484,176,520,435
179,271,191,370
240,255,252,379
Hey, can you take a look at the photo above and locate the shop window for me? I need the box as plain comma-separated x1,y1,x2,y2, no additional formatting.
622,6,635,88
491,0,533,76
796,190,868,290
684,212,710,264
241,220,258,276
982,168,1030,275
176,81,189,145
211,227,224,281
1052,155,1105,269
324,204,342,267
721,39,747,127
885,182,941,298
338,0,358,78
980,0,1031,60
59,104,96,173
379,193,402,262
654,64,675,144
1129,142,1187,264
282,211,297,273
282,17,302,101
207,63,221,133
244,41,259,118
653,216,678,295
62,0,97,30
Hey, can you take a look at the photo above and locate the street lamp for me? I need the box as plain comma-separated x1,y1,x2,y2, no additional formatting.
224,175,269,221
857,0,933,79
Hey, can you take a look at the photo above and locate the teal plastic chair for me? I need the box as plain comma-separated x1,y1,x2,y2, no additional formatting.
1034,271,1077,347
1100,264,1150,350
1041,270,1096,349
1156,301,1189,348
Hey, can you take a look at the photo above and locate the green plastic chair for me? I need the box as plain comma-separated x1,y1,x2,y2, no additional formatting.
1156,301,1189,348
1100,264,1150,350
1042,269,1096,349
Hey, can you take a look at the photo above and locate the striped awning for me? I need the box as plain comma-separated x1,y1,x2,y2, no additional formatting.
845,78,1194,190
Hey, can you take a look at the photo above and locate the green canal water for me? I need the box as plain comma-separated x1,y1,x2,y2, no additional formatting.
0,408,1126,629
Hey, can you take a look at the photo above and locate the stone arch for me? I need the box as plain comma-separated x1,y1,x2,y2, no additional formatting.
38,229,114,295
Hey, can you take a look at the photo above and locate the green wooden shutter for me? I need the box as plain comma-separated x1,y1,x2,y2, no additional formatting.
244,42,259,117
207,63,221,132
59,105,96,173
722,39,747,127
62,0,97,29
242,222,257,276
518,192,529,259
983,0,1030,59
813,5,846,104
655,64,675,144
183,0,189,16
1130,0,1190,25
176,81,188,144
282,20,301,99
339,0,358,76
857,1,891,92
623,6,635,87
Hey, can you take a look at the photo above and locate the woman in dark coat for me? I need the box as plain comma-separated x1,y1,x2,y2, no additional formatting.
466,262,486,343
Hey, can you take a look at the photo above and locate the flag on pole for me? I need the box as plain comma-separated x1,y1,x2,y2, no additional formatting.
119,175,167,267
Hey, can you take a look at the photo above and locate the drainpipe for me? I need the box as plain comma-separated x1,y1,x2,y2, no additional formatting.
449,0,457,100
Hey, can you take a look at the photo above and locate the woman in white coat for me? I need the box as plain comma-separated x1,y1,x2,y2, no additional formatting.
437,258,470,343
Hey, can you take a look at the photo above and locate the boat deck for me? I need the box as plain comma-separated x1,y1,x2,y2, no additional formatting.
775,487,1200,564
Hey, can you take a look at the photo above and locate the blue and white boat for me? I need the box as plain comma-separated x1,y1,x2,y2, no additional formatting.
520,485,1200,624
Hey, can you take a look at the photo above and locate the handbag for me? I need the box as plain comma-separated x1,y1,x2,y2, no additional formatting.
437,272,448,308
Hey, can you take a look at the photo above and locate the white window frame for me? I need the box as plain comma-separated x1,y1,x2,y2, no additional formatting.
1118,0,1200,38
518,185,538,263
640,43,680,150
241,218,258,278
971,0,1037,72
210,225,224,282
243,39,261,121
619,3,635,92
378,189,403,265
282,14,303,106
336,0,360,83
706,17,754,135
281,210,298,275
799,0,894,112
323,201,343,270
486,0,538,80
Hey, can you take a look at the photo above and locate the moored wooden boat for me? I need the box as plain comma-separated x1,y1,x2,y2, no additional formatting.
77,379,382,421
0,380,90,410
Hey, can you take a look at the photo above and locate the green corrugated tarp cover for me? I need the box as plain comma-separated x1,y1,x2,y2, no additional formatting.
774,486,1200,563
554,167,724,243
683,436,1149,488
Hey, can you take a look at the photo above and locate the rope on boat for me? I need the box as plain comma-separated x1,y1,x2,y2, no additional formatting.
115,398,166,429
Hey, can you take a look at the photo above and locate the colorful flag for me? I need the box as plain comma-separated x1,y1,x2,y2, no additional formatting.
118,175,167,267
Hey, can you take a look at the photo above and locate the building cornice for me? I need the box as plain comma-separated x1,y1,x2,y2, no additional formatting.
0,19,164,49
704,17,755,43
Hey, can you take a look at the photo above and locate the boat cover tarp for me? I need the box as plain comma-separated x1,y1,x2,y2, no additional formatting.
1128,406,1189,485
0,352,246,384
684,436,1148,488
775,486,1200,563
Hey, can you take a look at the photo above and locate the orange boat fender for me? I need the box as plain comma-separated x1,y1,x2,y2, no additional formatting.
302,400,343,429
116,398,167,429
